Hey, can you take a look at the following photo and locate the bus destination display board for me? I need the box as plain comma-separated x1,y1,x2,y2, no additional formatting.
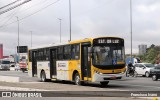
93,38,124,46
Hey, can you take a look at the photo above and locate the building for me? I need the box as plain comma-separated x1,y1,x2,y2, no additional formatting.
0,44,3,59
138,44,147,55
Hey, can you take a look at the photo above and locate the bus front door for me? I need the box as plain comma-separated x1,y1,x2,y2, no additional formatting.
50,49,57,78
32,51,37,77
81,42,91,81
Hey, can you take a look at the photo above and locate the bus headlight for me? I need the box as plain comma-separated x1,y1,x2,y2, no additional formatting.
121,69,126,74
95,71,102,75
121,71,125,74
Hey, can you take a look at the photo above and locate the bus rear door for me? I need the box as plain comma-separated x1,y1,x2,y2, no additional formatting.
50,49,57,78
32,51,37,77
81,42,91,81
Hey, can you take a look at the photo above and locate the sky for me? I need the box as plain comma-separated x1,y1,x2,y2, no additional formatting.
0,0,160,56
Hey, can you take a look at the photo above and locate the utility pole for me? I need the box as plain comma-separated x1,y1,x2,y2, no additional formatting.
16,16,20,63
30,31,32,48
58,18,62,43
69,0,71,41
130,0,133,63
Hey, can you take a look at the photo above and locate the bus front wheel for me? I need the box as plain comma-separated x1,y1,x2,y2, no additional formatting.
41,71,46,82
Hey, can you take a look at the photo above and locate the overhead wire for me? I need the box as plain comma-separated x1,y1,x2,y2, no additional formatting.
20,0,60,20
0,0,49,28
16,0,51,15
0,0,21,10
0,0,31,15
0,7,22,28
0,0,60,29
0,0,50,20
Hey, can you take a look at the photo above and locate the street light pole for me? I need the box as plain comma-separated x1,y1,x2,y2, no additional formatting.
16,16,20,63
130,0,133,63
69,0,71,41
30,31,32,48
58,18,62,43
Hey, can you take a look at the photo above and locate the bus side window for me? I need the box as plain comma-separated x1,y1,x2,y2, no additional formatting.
57,46,63,60
36,50,39,61
71,44,80,60
46,48,49,60
40,49,44,61
71,45,75,59
63,45,71,60
43,48,49,61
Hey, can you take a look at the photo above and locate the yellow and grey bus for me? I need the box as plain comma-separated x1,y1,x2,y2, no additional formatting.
28,37,126,86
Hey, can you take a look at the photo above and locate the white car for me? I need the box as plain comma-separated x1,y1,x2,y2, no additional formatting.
134,63,155,77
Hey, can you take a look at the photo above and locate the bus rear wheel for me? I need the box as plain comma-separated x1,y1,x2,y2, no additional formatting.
41,71,46,82
74,73,81,85
100,81,109,87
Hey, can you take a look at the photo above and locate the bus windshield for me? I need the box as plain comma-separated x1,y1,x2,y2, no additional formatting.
2,61,10,64
93,46,124,66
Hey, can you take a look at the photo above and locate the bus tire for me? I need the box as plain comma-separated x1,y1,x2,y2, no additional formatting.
100,81,109,87
74,73,81,85
41,71,46,82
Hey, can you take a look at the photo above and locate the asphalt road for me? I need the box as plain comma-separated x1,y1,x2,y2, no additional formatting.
0,70,159,91
0,70,159,99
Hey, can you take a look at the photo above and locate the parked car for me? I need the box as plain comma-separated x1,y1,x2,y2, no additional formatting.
134,63,155,77
150,65,160,81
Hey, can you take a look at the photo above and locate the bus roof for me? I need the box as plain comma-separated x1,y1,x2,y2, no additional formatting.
94,36,124,40
30,42,68,50
30,36,124,50
69,38,93,44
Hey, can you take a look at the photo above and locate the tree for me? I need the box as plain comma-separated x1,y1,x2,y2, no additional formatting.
141,46,160,64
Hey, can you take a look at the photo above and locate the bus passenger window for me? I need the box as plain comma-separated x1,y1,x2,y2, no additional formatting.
71,44,80,60
63,45,71,60
46,49,49,60
57,47,63,60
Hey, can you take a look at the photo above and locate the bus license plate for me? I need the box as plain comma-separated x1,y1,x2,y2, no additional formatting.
110,76,116,79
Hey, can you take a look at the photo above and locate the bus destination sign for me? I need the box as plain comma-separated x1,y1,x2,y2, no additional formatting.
93,38,124,46
97,39,119,44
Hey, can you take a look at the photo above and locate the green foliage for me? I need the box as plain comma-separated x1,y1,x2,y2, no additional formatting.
140,46,160,64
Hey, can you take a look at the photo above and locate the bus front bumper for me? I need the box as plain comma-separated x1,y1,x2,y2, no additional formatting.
93,72,124,82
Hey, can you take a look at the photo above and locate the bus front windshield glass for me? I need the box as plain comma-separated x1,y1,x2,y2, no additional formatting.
93,46,124,66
